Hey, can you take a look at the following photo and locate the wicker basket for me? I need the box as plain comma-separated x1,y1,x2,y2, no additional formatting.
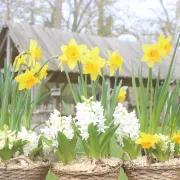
52,157,122,180
123,157,180,180
0,158,50,180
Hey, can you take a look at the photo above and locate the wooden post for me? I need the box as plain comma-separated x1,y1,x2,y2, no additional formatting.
6,35,12,66
53,74,61,110
54,0,62,28
55,81,60,110
105,77,111,89
31,84,40,102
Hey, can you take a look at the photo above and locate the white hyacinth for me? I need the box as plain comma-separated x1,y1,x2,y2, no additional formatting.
155,134,170,153
0,125,16,150
75,97,107,140
40,109,74,154
113,103,140,146
170,143,175,152
17,127,39,156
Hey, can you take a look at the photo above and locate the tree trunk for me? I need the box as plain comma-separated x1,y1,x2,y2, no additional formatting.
97,0,105,36
54,0,62,28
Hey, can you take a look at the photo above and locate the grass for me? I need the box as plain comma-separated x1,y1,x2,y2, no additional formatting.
46,139,128,180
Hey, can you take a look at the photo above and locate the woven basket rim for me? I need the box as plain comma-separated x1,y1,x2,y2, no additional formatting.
52,158,122,176
52,170,120,176
52,166,121,175
123,158,180,170
52,162,121,179
0,160,50,171
123,165,180,170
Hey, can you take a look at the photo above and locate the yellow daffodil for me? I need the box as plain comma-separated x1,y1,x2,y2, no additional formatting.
33,62,48,80
172,131,180,144
118,86,127,102
107,50,123,76
15,70,39,90
158,34,172,58
28,39,41,67
135,132,160,149
13,55,28,72
83,47,106,81
141,43,163,68
58,39,88,71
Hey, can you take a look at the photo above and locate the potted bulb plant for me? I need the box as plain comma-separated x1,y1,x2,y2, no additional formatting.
41,100,121,180
0,39,52,180
41,39,125,179
122,34,180,179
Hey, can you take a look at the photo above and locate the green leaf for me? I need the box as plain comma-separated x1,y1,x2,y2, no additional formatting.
87,123,100,159
28,145,43,159
99,123,119,157
56,131,75,164
74,127,90,156
153,142,171,161
132,35,180,134
174,142,179,157
62,101,71,115
0,139,28,161
28,136,44,158
122,138,140,160
41,136,53,147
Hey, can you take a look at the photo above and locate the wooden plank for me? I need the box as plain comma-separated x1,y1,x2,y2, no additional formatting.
31,84,40,102
0,31,8,54
6,35,12,66
44,72,55,84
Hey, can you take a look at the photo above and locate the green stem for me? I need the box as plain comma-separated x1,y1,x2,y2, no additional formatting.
77,62,86,97
64,69,79,104
149,68,153,133
36,55,58,75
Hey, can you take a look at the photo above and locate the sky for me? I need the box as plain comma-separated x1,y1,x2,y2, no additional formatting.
113,0,178,41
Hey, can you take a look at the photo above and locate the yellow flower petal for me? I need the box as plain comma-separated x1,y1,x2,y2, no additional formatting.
148,60,155,68
135,132,160,149
82,48,106,81
59,39,87,70
15,70,39,90
35,47,41,60
110,67,115,76
142,44,150,53
69,39,77,46
107,50,123,76
33,62,48,80
90,72,98,81
61,45,67,53
118,87,127,102
172,131,180,144
158,34,172,57
141,43,162,68
107,50,111,57
90,47,100,58
13,55,27,72
28,39,41,67
68,60,78,70
141,55,148,62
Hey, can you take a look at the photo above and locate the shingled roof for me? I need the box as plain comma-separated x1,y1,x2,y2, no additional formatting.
0,21,179,80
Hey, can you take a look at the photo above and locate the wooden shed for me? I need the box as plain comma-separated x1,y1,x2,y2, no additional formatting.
0,21,179,117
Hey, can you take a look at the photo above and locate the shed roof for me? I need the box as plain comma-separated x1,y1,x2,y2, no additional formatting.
0,21,179,80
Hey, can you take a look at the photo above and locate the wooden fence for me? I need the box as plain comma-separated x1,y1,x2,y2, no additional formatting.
32,103,75,124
